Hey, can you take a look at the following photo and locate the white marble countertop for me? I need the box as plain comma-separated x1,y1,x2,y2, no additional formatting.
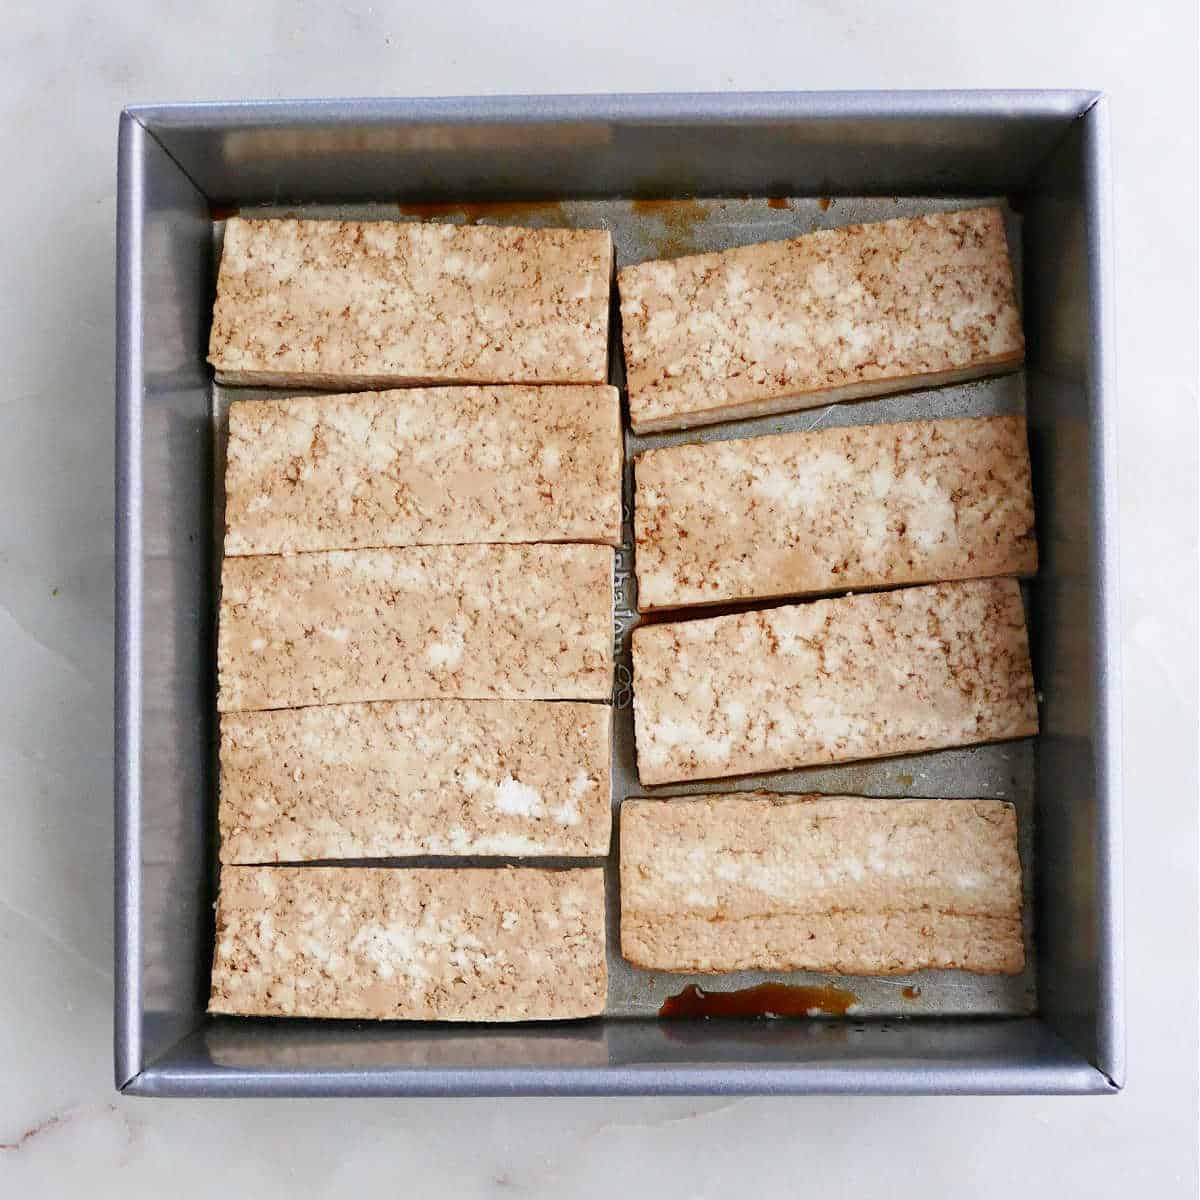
1,1,1196,1195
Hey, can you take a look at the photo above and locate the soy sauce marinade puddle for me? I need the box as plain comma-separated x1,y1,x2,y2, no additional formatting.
659,982,858,1019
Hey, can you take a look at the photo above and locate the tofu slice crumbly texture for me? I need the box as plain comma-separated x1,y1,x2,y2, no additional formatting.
618,206,1024,433
219,700,612,862
224,384,623,555
632,578,1037,785
208,866,607,1021
620,794,1024,975
208,218,613,388
217,543,614,712
635,415,1037,610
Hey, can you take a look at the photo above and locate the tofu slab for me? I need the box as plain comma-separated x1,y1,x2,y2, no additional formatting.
618,207,1024,432
632,578,1037,785
635,415,1037,609
225,385,623,555
219,700,612,861
208,218,613,388
208,866,607,1020
218,543,613,711
620,794,1024,974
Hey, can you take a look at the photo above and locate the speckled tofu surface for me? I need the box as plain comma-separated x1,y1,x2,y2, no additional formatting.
618,207,1024,432
217,543,614,711
632,578,1037,785
219,700,612,861
620,794,1023,974
208,218,613,388
224,385,623,555
635,415,1037,609
208,867,607,1020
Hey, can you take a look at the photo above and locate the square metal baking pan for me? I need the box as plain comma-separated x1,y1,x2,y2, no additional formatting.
115,91,1123,1096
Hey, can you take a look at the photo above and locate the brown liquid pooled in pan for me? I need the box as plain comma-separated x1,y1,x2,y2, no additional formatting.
659,982,858,1019
396,199,567,225
630,198,712,258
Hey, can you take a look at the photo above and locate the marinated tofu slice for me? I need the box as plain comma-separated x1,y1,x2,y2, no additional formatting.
209,218,613,388
618,207,1023,432
225,385,623,555
209,866,607,1020
217,543,614,711
635,415,1037,610
632,578,1037,785
219,700,612,861
620,794,1023,974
